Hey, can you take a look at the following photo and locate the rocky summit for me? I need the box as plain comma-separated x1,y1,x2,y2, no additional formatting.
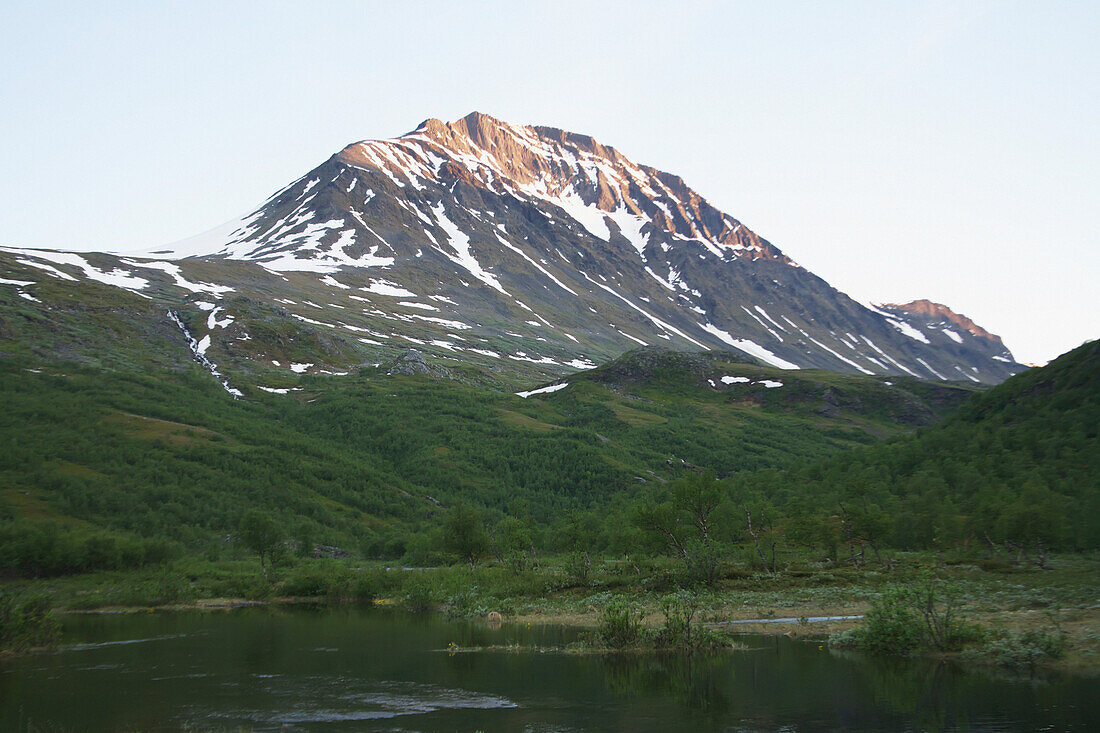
0,112,1021,391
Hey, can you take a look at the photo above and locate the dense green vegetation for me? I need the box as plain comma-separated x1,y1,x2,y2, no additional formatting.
0,590,59,652
0,346,974,574
829,576,983,655
721,339,1099,558
0,341,1096,576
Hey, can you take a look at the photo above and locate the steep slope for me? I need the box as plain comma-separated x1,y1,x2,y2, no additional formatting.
1,112,1022,389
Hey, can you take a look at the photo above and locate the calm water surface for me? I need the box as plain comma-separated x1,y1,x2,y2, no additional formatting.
1,606,1096,731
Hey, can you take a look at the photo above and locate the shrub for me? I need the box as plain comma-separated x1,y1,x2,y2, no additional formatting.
281,564,342,597
445,586,487,620
651,592,697,649
683,538,723,587
351,569,387,603
0,591,60,652
442,502,489,566
201,572,273,601
112,575,190,608
827,627,863,649
144,569,192,606
853,586,925,654
985,629,1067,670
596,600,642,649
401,534,441,567
237,510,282,576
648,592,727,651
141,537,183,565
831,577,982,655
565,550,593,587
295,525,316,559
0,521,182,577
402,576,434,613
906,576,983,651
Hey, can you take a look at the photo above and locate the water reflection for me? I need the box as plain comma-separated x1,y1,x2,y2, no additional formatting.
600,653,732,717
0,607,1095,732
594,634,1097,732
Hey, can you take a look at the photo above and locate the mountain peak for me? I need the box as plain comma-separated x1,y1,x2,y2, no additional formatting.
410,112,507,142
409,110,542,157
12,113,1021,390
453,110,509,140
330,113,788,265
884,300,999,342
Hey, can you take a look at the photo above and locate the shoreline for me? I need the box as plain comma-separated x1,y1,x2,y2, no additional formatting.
46,596,1099,675
7,552,1096,675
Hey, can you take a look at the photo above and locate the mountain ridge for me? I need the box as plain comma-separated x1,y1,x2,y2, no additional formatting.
0,112,1022,389
883,299,1000,343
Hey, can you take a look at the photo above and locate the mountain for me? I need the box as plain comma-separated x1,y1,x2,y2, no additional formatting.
0,112,1021,392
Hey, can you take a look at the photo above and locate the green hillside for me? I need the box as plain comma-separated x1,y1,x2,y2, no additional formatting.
721,339,1099,556
0,344,974,576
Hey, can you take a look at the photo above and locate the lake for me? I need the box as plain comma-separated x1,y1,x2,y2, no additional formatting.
1,606,1096,731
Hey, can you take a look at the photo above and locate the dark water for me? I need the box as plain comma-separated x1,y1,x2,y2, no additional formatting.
1,606,1096,732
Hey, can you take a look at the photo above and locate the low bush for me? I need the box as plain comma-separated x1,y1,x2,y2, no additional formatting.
565,550,593,587
650,592,723,651
199,571,273,601
596,600,642,649
402,576,435,613
350,568,389,603
280,563,349,598
831,576,982,655
984,629,1067,670
0,521,182,578
0,591,60,652
842,585,924,654
444,586,487,620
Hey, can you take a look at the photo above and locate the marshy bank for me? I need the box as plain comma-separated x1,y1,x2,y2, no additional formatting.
5,550,1098,675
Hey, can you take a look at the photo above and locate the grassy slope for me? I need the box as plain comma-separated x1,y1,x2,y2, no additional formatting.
0,342,970,552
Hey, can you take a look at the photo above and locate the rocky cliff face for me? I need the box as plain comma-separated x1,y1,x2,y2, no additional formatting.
884,300,999,342
1,112,1022,388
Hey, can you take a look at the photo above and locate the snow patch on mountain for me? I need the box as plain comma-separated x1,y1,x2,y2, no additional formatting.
121,259,234,295
942,328,963,344
363,280,416,297
887,318,931,344
516,382,569,398
699,323,799,370
430,203,507,294
0,277,34,287
6,249,149,292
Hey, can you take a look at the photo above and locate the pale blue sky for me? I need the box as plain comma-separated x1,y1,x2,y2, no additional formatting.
1,1,1096,364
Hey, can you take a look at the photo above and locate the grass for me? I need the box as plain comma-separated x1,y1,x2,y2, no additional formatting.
101,410,230,446
495,408,563,431
2,489,87,525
